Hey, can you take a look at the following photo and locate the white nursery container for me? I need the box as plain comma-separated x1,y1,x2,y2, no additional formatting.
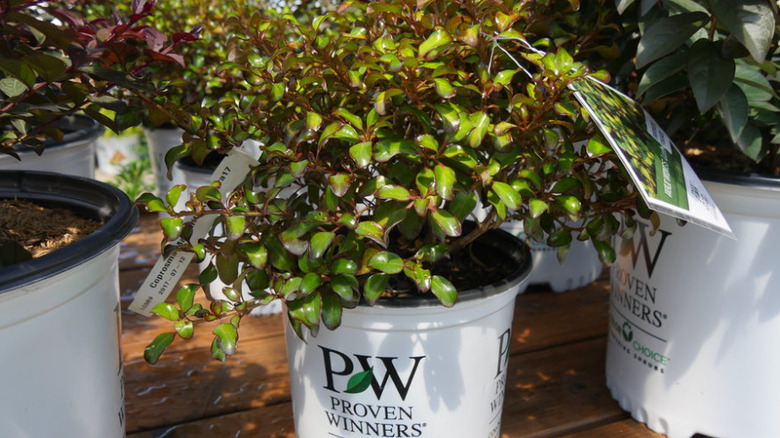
606,170,780,438
0,171,137,437
0,115,103,178
95,132,142,176
285,228,531,438
144,127,183,197
500,221,603,293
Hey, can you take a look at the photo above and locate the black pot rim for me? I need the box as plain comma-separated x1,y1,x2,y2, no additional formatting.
370,225,532,308
9,114,104,153
0,170,138,293
695,166,780,191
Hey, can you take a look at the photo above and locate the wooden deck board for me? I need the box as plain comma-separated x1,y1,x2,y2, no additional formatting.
121,213,659,437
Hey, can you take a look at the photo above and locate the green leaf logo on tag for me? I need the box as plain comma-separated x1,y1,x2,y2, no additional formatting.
344,368,374,394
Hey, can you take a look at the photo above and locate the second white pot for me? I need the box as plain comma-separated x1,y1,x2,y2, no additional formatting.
606,171,780,438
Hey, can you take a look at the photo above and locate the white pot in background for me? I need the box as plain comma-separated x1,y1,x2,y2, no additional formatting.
95,133,142,176
172,157,283,316
286,228,531,438
606,171,780,438
0,171,137,437
0,115,103,178
144,127,183,197
500,221,603,293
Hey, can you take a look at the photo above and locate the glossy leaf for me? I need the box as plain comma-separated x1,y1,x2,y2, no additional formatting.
636,12,708,69
144,332,175,364
160,217,183,240
368,251,404,274
491,181,521,211
418,28,452,59
431,275,457,307
431,209,461,237
152,302,180,321
712,0,774,62
364,273,389,305
310,231,336,259
376,185,413,201
434,163,456,200
213,323,238,356
176,284,198,312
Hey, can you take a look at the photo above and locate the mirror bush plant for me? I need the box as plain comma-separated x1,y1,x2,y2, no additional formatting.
140,0,640,362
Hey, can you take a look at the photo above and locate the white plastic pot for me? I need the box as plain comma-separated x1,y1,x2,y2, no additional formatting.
0,115,103,178
172,157,283,316
95,133,142,176
500,221,603,293
606,170,780,438
285,228,531,438
144,127,183,197
0,171,137,437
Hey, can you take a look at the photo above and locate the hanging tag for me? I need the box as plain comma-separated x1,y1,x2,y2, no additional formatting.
569,77,734,238
129,141,262,316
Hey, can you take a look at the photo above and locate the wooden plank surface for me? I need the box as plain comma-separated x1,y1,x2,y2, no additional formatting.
121,213,660,437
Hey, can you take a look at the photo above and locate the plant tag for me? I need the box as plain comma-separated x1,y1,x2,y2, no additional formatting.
569,77,734,238
129,141,262,316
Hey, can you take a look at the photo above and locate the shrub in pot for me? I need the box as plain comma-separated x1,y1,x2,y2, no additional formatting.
138,0,640,436
0,0,194,435
603,2,780,437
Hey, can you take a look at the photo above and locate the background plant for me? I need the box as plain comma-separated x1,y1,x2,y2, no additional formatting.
613,0,780,175
0,0,197,157
141,0,640,362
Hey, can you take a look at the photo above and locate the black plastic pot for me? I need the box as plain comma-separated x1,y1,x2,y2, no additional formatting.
0,170,137,293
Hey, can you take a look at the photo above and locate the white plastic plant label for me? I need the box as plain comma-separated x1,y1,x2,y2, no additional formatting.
570,77,734,238
129,142,261,316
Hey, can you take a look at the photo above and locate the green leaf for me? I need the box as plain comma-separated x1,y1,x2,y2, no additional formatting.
310,231,336,259
418,28,452,60
467,111,490,148
586,136,612,156
355,221,385,246
637,51,688,97
306,111,323,130
449,192,478,221
328,174,353,198
165,185,185,208
687,40,735,112
376,185,413,201
332,258,359,274
0,77,27,98
160,217,183,240
213,323,238,356
144,332,175,364
636,12,709,69
529,198,549,218
225,216,246,240
434,163,456,200
349,141,372,168
321,292,343,330
491,181,522,211
431,275,457,307
174,320,194,339
431,210,461,237
137,193,168,213
556,195,582,217
547,229,573,247
735,123,764,161
152,303,181,321
216,253,240,285
593,239,616,264
433,78,456,99
240,242,268,269
300,272,322,296
289,291,324,328
712,0,775,62
368,251,404,274
364,273,389,305
176,284,198,312
717,84,749,142
345,368,374,394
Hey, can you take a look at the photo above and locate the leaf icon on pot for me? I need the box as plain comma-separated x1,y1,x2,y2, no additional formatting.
345,368,374,394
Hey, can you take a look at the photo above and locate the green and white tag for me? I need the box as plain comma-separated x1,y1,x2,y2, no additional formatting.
570,77,734,238
129,141,262,316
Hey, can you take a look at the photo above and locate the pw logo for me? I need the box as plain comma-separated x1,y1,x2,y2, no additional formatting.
622,221,672,278
319,346,424,401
